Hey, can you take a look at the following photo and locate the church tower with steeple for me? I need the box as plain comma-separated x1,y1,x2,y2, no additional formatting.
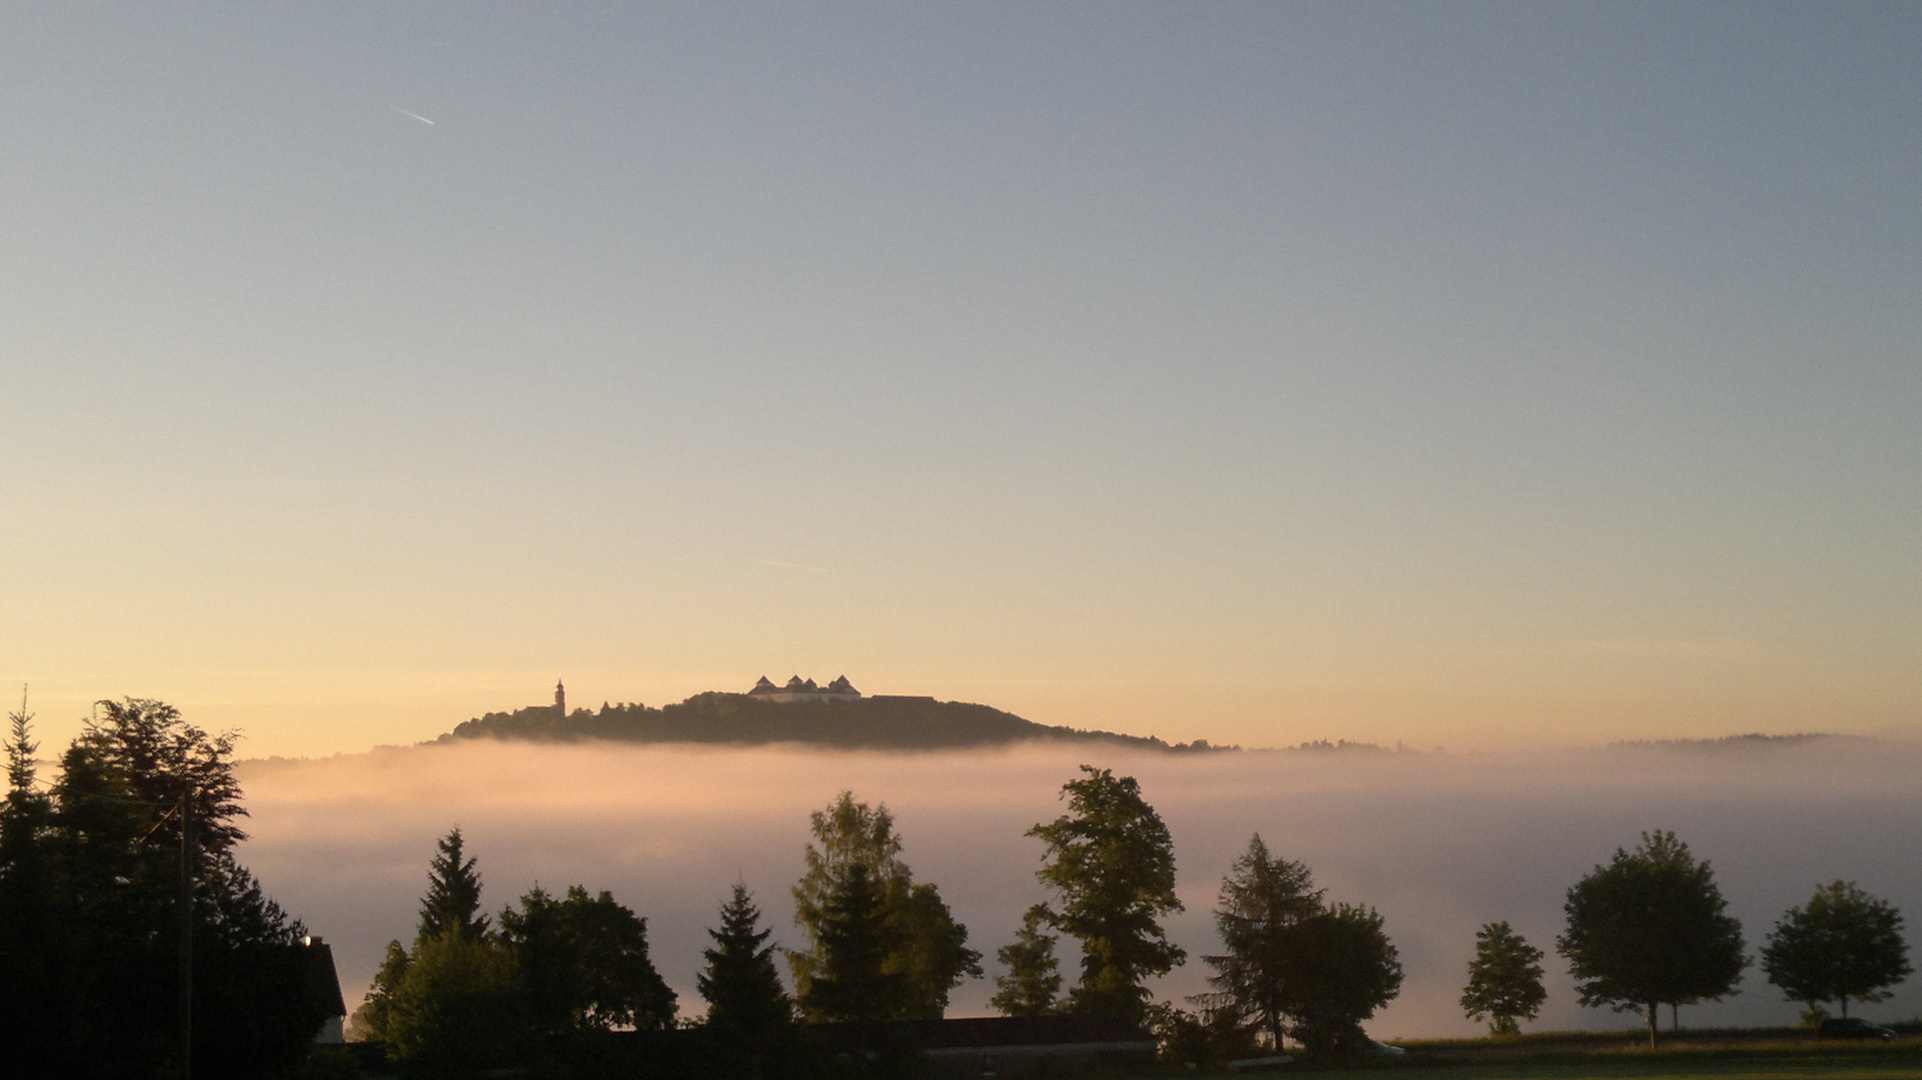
554,678,566,718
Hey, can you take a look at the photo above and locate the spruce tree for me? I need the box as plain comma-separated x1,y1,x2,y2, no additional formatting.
789,792,979,1018
419,827,489,941
699,883,792,1037
1,687,53,868
799,863,906,1021
0,690,61,1066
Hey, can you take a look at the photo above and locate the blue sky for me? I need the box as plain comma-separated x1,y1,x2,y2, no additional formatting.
3,3,1917,755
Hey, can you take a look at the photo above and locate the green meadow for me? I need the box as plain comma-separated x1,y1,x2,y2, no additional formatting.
1191,1042,1922,1080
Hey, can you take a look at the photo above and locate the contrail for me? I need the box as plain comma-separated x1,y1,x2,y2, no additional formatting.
389,105,435,125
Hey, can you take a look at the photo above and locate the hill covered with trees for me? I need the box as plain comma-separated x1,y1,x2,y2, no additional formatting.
437,692,1231,752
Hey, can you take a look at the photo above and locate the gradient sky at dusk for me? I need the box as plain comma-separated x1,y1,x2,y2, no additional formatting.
4,3,1917,756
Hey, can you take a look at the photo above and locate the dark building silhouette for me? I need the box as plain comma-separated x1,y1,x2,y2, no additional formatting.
301,935,348,1043
748,674,861,703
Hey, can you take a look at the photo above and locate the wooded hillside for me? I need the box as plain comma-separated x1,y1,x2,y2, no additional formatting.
438,692,1230,752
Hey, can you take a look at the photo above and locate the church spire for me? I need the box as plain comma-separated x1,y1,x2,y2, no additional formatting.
555,678,566,717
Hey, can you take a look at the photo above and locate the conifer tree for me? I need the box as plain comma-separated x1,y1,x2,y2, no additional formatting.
789,792,979,1019
5,687,39,795
419,827,489,942
699,883,791,1037
1,687,53,865
991,904,1063,1017
1201,834,1323,1050
0,690,61,1064
799,863,907,1021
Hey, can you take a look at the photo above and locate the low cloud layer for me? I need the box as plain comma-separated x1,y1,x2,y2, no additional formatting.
236,738,1922,1039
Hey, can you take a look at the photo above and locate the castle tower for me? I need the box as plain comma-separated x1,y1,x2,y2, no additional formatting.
555,679,566,717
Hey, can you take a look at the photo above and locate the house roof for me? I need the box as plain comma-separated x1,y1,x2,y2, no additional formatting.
302,938,347,1018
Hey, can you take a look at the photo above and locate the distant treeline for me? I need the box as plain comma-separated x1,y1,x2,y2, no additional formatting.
1607,733,1832,751
438,691,1240,752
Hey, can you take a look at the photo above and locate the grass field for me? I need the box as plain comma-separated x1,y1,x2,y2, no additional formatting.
1184,1042,1922,1080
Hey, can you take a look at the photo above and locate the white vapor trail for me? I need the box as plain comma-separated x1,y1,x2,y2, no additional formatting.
389,105,435,125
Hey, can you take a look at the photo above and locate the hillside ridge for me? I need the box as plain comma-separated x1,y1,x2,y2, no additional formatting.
437,690,1237,752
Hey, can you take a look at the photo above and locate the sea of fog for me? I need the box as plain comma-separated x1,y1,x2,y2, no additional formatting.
235,739,1922,1040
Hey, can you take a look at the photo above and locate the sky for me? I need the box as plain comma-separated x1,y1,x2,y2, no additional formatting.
3,3,1918,757
237,738,1922,1035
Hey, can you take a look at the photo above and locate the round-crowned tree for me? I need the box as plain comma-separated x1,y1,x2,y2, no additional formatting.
1763,880,1911,1021
1558,831,1746,1047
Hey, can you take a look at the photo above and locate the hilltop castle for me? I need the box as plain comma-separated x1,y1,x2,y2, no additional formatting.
748,674,861,703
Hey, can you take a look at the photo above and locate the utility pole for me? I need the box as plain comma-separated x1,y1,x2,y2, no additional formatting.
179,790,194,1080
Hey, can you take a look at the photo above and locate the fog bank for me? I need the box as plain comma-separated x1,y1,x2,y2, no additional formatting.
236,739,1922,1039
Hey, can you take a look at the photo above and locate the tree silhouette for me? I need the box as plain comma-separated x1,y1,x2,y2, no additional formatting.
499,883,677,1035
1,698,318,1077
1558,830,1747,1047
0,693,61,1068
384,930,525,1075
699,883,791,1038
1461,921,1546,1036
788,792,979,1019
991,904,1063,1017
354,939,413,1041
1282,904,1403,1057
419,827,489,942
798,863,906,1021
1200,834,1324,1050
1763,881,1911,1020
1028,766,1184,1022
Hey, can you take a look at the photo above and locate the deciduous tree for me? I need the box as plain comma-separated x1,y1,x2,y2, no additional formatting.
1763,880,1911,1020
1,698,319,1078
1558,830,1747,1047
354,939,414,1041
1274,904,1403,1056
498,883,677,1035
1461,921,1546,1036
991,903,1063,1017
385,930,525,1077
1028,766,1184,1022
